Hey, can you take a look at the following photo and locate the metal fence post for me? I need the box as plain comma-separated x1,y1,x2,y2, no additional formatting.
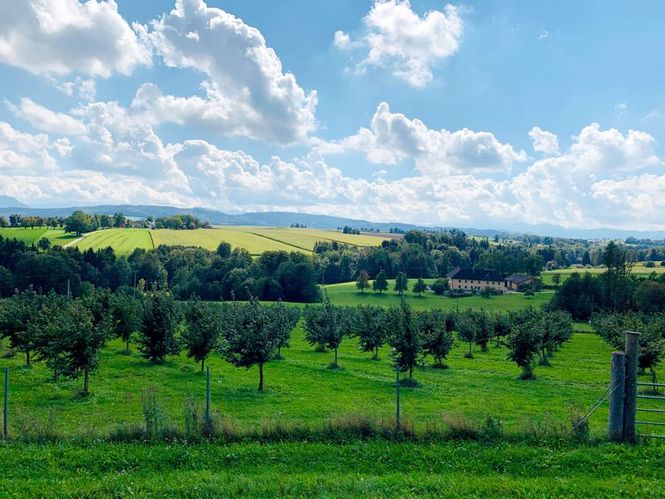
623,331,640,443
395,366,400,431
608,351,625,441
3,367,8,439
205,366,211,426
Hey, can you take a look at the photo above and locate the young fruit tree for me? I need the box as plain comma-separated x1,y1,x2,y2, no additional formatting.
183,297,223,371
394,272,409,296
221,299,278,391
110,292,140,354
387,298,422,384
373,270,389,294
418,309,454,368
303,297,351,368
506,315,543,380
473,310,495,352
0,288,43,366
269,300,301,359
351,305,387,359
413,278,427,296
138,292,181,364
456,310,478,359
32,293,69,381
356,270,370,294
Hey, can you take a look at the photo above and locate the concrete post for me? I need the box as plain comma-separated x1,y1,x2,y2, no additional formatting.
608,351,625,441
623,331,640,443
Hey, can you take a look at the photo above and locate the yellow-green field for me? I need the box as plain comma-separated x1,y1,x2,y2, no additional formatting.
542,263,665,285
75,228,154,256
0,226,389,256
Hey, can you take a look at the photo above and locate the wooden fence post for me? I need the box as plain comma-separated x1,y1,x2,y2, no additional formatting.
608,351,625,441
205,366,211,427
3,367,8,439
395,366,401,431
623,331,640,443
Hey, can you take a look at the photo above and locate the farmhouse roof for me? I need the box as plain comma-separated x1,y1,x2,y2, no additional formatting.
447,267,502,282
505,274,532,284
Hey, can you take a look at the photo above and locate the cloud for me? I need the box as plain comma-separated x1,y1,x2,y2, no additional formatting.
0,121,64,174
316,102,526,174
2,96,665,231
528,126,559,155
334,30,351,49
334,0,463,87
0,0,151,77
145,0,317,144
7,98,87,136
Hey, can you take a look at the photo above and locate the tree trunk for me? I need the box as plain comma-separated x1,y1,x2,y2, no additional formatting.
468,342,472,357
25,350,30,367
334,347,338,366
83,368,89,396
258,363,264,391
409,366,413,379
373,346,379,360
125,338,130,354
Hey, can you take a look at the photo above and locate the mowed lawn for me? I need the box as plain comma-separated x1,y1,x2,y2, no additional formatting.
74,228,154,256
1,440,663,497
326,279,553,312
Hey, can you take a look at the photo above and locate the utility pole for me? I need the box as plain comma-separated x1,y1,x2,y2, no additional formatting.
3,367,8,439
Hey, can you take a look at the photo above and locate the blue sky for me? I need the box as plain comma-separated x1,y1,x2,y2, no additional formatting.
1,0,665,231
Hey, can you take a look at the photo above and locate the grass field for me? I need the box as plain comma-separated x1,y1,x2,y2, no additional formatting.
1,226,389,256
0,440,663,497
0,227,74,246
325,279,553,312
75,228,154,256
542,263,665,285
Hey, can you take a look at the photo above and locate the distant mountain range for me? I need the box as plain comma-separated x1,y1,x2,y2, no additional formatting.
1,202,664,241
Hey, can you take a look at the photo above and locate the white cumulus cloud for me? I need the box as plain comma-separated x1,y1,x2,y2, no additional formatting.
145,0,317,144
334,0,463,87
0,0,151,77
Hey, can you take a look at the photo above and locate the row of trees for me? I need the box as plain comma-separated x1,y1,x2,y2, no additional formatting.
0,288,301,394
355,270,429,296
0,286,574,395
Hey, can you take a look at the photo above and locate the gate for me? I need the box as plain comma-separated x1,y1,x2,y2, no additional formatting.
636,382,665,440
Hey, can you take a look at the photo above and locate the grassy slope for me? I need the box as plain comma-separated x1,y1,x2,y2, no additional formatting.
0,440,663,497
325,279,553,312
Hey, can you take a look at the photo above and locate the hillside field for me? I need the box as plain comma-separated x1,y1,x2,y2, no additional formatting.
0,226,389,256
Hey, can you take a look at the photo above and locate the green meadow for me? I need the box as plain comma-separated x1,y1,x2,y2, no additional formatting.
0,440,663,497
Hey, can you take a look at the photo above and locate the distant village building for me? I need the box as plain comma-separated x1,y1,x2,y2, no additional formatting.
447,268,533,292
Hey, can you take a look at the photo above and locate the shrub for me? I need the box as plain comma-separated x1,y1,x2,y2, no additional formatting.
142,386,165,439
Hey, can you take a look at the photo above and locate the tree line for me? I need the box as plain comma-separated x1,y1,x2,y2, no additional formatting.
0,236,321,302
